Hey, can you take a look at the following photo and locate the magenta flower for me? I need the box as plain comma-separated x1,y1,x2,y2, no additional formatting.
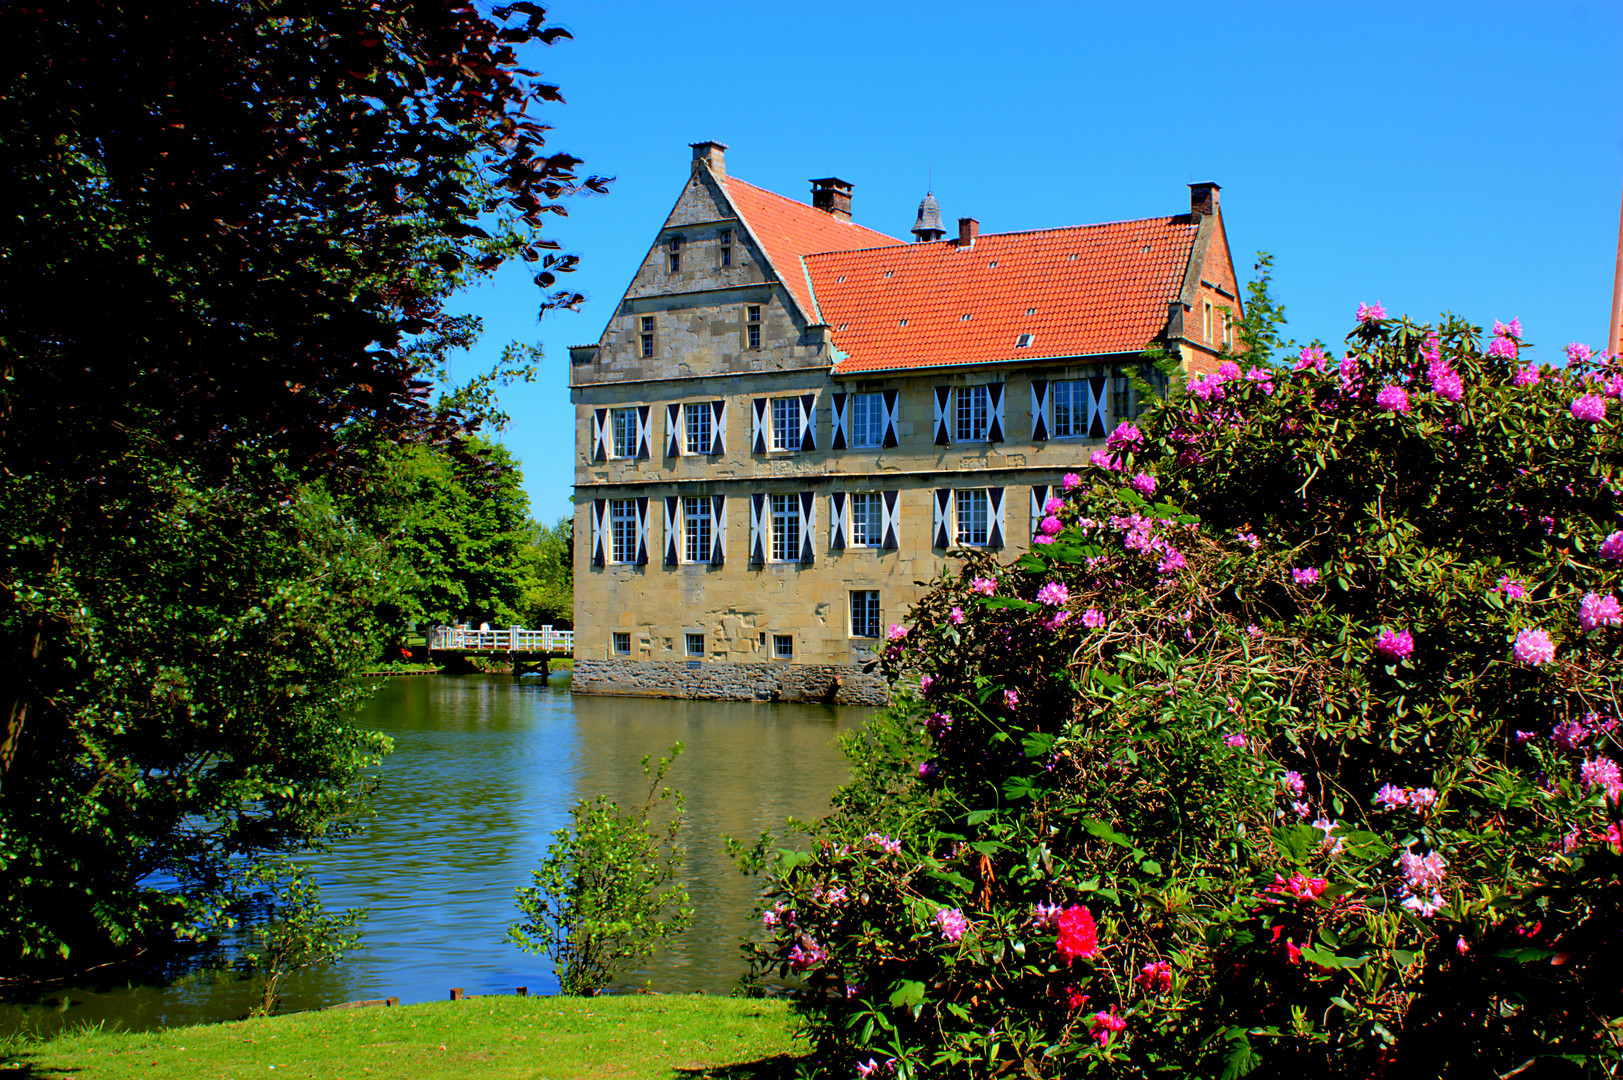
1487,336,1519,360
1091,1010,1127,1047
919,675,934,695
1106,421,1144,451
1292,567,1320,585
1036,581,1069,606
1579,592,1623,633
1032,534,1056,546
1572,395,1608,423
1039,515,1063,536
1494,317,1523,340
970,576,996,596
1375,384,1411,413
1428,359,1463,402
1061,471,1083,492
1245,367,1275,394
1029,903,1061,931
1089,449,1122,471
934,906,968,942
1580,756,1622,798
1410,787,1437,809
1294,345,1328,372
1356,301,1386,323
1189,373,1226,402
1223,733,1247,749
856,1060,879,1080
788,940,827,972
1601,531,1623,563
1043,497,1065,514
1496,575,1526,601
1131,472,1157,496
1567,342,1593,364
948,606,965,625
1374,783,1410,810
887,624,908,641
1046,610,1072,630
1081,608,1106,629
1003,688,1020,709
1513,626,1556,665
1511,364,1540,386
1375,629,1414,660
1158,548,1187,573
1552,719,1589,750
1282,770,1305,796
1399,848,1448,891
1135,960,1173,995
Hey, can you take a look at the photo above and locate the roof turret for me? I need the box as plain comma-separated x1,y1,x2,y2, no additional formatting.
912,189,945,242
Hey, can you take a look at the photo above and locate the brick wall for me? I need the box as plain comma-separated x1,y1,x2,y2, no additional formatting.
572,658,890,705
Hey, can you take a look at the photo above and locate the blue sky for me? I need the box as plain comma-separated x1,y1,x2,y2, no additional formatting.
449,0,1623,524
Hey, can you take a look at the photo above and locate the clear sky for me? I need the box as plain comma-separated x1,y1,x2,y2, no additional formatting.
447,0,1623,524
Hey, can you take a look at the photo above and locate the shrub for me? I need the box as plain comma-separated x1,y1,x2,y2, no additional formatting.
746,274,1622,1077
237,858,367,1017
510,743,692,995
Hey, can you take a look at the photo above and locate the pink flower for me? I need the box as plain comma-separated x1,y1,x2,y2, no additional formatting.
1158,548,1187,573
1579,592,1623,633
1402,891,1445,918
1029,903,1061,930
1496,575,1526,600
1046,610,1072,631
1245,367,1275,394
1601,531,1623,563
1032,534,1056,546
1004,688,1020,709
948,606,965,625
919,675,934,695
1269,872,1329,901
1036,581,1069,607
1039,515,1063,536
1293,567,1320,585
1081,608,1106,629
1456,936,1470,955
1580,756,1622,798
1399,848,1448,891
1135,960,1173,995
1375,384,1411,413
1189,373,1226,402
1091,1010,1127,1047
1065,987,1090,1011
1571,395,1608,423
1567,342,1593,364
1375,629,1414,660
1055,905,1100,963
1487,336,1519,360
788,940,827,972
1062,471,1083,491
1494,317,1523,340
1282,770,1305,796
1043,497,1065,514
1217,360,1242,381
1223,733,1247,748
1410,787,1438,808
1511,364,1540,386
825,886,848,904
1313,817,1345,856
856,1059,879,1079
887,624,908,641
970,576,996,596
934,906,969,942
1513,627,1555,666
1356,301,1386,323
1374,783,1410,810
1131,472,1157,496
1428,359,1463,402
1107,421,1144,451
1421,331,1442,363
1089,449,1122,471
1294,345,1328,372
1552,719,1589,750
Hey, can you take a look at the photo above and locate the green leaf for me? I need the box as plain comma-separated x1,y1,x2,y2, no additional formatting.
888,979,927,1010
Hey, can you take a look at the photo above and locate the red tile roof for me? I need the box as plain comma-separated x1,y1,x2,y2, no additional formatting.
804,217,1198,375
718,175,904,321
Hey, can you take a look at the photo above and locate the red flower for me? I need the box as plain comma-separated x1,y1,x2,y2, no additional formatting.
1056,905,1099,964
1065,986,1090,1011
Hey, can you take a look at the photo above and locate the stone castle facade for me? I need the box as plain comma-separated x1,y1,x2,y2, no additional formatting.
569,142,1241,702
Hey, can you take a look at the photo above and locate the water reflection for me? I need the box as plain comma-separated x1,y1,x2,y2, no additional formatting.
0,673,865,1036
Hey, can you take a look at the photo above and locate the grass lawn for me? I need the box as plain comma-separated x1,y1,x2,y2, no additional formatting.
1,995,802,1080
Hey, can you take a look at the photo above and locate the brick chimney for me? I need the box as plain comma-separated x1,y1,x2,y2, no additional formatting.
810,178,853,221
690,141,727,176
1189,182,1220,221
957,217,979,249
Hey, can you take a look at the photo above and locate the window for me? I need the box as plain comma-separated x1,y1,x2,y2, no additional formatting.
773,634,794,660
747,305,761,349
685,632,705,657
955,384,991,442
771,493,799,562
612,632,631,655
956,488,989,546
1113,377,1132,424
771,396,797,452
719,229,732,268
851,591,881,639
1203,300,1213,343
1015,333,1035,348
610,499,637,563
611,407,638,458
1223,310,1233,349
685,403,712,455
851,392,884,448
849,492,883,547
667,235,682,273
1051,380,1086,439
683,496,710,563
641,315,654,358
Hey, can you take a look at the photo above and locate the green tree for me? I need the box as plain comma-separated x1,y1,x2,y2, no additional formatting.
517,515,575,629
0,0,597,974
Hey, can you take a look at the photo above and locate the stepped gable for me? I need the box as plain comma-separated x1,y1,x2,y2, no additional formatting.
717,174,903,323
804,216,1199,375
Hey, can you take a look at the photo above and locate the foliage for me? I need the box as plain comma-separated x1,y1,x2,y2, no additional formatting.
238,858,367,1017
510,744,693,995
518,515,576,629
0,0,595,974
747,269,1623,1077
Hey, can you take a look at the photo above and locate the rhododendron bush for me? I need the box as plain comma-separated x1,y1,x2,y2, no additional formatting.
743,274,1622,1078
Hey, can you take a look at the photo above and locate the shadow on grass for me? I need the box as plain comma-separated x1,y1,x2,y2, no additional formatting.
674,1052,805,1080
0,1049,83,1078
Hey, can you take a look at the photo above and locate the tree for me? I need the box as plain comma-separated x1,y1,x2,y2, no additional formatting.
748,272,1623,1076
0,0,599,973
517,515,575,629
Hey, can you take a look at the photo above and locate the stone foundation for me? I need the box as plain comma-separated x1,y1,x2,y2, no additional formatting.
571,658,889,705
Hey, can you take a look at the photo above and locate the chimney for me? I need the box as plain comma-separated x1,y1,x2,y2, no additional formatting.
810,178,853,221
690,141,727,176
957,217,979,249
1189,181,1220,221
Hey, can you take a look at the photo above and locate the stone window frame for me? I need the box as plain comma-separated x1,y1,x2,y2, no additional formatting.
667,234,682,273
683,631,705,657
770,396,798,453
956,488,990,547
610,406,639,459
773,634,794,661
682,495,710,564
770,492,800,563
611,631,631,656
719,228,732,268
609,498,638,564
850,590,881,639
640,314,654,358
747,305,762,350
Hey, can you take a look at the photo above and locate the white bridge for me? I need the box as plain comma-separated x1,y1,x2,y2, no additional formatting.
428,625,574,655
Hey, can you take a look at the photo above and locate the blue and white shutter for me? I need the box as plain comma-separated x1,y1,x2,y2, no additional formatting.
799,394,817,452
881,389,900,448
751,398,768,454
592,409,609,462
1030,379,1050,441
988,487,1006,548
987,384,1005,443
663,496,679,566
710,400,726,455
1030,484,1052,541
881,489,900,550
933,489,952,549
933,387,952,445
666,404,682,457
830,393,849,451
635,406,651,460
749,493,766,564
634,497,649,564
828,492,847,551
1087,375,1109,438
710,495,727,564
798,491,816,563
591,498,606,566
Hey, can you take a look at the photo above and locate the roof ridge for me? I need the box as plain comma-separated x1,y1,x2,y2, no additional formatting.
720,174,902,245
801,216,1196,262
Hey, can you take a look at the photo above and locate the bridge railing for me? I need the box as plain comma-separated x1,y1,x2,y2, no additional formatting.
428,625,573,654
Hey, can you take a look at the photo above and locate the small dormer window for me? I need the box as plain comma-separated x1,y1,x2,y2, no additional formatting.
719,229,732,268
1015,334,1034,348
667,235,682,273
747,305,761,349
640,315,654,358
